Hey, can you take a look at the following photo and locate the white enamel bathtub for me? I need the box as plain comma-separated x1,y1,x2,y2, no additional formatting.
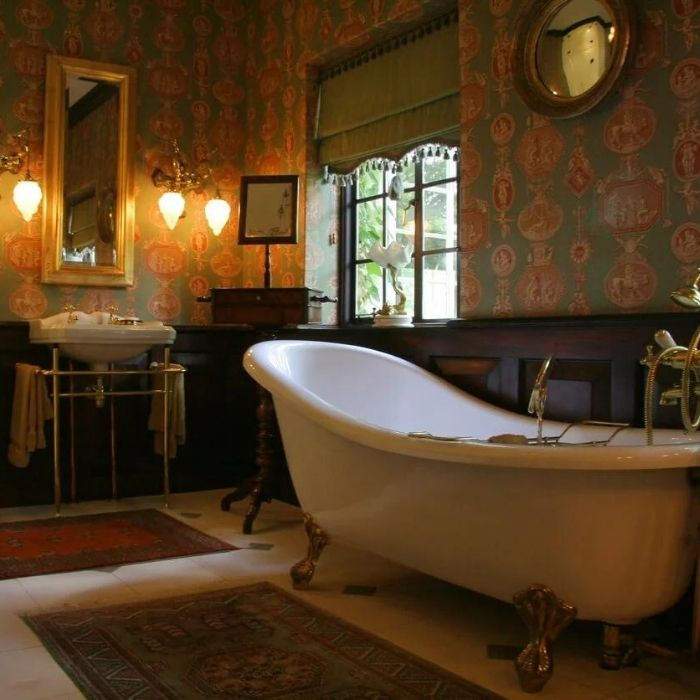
243,339,700,626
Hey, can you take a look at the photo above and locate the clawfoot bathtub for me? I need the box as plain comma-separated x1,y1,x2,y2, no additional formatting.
243,340,700,692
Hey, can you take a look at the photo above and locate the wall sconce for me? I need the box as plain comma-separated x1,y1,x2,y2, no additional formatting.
151,139,230,235
1,130,42,222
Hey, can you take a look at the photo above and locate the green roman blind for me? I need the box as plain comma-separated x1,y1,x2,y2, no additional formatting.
316,11,459,174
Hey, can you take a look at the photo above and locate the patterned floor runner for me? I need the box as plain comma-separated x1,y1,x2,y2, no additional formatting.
25,580,505,699
0,508,236,579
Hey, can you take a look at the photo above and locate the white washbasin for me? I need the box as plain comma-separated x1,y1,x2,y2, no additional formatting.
29,311,176,365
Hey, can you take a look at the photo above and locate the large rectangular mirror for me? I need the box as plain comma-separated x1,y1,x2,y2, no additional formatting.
42,55,136,286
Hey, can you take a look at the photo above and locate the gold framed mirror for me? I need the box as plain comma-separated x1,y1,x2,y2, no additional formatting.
42,55,136,286
513,0,636,119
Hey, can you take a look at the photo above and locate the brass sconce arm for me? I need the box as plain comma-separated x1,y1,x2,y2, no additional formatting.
0,129,30,176
0,153,22,175
150,139,210,194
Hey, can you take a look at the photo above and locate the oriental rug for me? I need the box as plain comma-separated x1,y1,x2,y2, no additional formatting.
0,508,237,579
25,581,505,699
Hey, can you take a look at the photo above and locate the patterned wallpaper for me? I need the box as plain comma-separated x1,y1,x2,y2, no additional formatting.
0,0,694,324
458,0,700,318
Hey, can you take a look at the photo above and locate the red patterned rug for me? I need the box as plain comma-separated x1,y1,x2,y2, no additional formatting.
0,509,237,579
25,581,504,699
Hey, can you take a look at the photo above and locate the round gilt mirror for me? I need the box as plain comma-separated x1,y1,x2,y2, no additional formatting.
513,0,636,118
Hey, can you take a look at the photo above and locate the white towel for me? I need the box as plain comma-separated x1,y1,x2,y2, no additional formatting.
148,363,186,457
8,363,53,468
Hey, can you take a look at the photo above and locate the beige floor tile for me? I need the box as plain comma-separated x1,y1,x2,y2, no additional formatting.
0,489,697,700
0,646,77,699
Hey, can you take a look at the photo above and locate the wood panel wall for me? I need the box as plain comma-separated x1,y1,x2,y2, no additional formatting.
0,313,696,509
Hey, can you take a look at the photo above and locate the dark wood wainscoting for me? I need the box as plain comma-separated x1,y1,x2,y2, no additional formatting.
0,313,696,509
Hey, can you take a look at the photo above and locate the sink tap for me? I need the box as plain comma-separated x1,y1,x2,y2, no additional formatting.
106,305,118,324
528,355,553,443
63,304,78,324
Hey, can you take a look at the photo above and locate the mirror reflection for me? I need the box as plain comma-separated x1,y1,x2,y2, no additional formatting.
537,0,615,98
42,55,135,287
62,76,119,266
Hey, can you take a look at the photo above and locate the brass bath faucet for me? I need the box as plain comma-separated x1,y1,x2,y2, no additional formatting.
528,355,553,443
642,268,700,441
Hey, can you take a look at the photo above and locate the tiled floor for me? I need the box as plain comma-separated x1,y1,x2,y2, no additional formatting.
0,489,698,699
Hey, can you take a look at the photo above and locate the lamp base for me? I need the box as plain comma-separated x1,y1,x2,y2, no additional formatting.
373,314,412,327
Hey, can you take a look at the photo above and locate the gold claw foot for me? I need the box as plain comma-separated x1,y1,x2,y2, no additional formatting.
290,512,328,590
513,584,577,693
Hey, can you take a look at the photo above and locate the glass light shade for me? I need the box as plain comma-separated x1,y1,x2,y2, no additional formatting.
204,196,231,236
158,190,185,230
13,177,42,222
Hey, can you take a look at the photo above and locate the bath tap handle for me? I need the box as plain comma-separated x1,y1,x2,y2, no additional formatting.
528,355,552,415
654,329,678,350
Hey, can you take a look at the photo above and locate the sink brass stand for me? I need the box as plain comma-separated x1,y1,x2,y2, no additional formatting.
40,346,185,515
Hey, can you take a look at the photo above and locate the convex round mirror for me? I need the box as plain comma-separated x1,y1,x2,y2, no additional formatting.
513,0,636,118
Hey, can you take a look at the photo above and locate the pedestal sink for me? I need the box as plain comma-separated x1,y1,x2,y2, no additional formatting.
28,310,181,516
28,310,176,366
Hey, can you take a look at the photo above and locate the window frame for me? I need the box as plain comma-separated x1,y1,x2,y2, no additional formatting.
339,150,460,325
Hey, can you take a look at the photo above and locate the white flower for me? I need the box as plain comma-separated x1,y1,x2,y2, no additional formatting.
368,241,413,269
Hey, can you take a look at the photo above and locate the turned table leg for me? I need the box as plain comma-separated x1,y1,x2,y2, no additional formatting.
220,383,279,534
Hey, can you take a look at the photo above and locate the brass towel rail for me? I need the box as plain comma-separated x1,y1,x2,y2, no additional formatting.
38,346,185,516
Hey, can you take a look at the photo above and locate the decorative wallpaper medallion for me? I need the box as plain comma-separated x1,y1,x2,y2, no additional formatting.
459,21,481,63
210,248,243,282
515,119,564,182
16,0,54,31
491,112,515,146
9,283,47,319
599,171,663,235
603,98,656,155
515,260,564,314
517,192,563,241
145,240,187,278
671,222,700,262
670,57,700,98
491,243,516,277
148,287,181,320
5,232,41,274
605,256,657,309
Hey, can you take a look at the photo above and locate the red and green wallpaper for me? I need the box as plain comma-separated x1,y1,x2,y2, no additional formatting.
0,0,696,324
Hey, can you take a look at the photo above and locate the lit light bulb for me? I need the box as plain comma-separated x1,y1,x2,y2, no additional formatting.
13,176,42,222
204,195,231,236
158,190,185,230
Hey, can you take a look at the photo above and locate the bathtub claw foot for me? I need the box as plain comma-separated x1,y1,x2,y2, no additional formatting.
513,584,577,693
290,512,328,590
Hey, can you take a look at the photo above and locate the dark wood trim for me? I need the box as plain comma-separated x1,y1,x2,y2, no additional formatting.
0,312,695,508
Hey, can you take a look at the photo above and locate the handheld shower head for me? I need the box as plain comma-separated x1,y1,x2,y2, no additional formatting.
671,269,700,309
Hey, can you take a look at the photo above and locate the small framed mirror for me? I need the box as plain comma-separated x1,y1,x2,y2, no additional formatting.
513,0,636,118
42,55,136,286
238,175,299,246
